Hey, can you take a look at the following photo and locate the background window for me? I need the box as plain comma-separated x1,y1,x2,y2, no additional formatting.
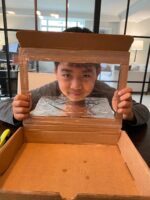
68,0,94,31
100,0,127,34
0,3,4,29
37,0,66,31
5,0,35,30
126,0,150,36
40,18,85,32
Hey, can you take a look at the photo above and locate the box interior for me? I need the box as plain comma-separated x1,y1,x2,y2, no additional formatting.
0,117,150,199
1,32,150,199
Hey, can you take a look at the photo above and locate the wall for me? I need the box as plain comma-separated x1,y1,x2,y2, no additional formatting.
119,18,150,70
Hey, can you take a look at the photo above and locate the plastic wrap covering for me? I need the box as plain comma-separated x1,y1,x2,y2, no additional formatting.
31,96,114,118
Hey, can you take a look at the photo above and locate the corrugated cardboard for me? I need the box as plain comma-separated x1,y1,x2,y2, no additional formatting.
0,31,150,200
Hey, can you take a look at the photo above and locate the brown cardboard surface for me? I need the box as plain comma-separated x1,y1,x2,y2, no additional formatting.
75,194,150,200
118,132,150,196
0,142,138,199
0,128,24,175
0,190,61,200
0,127,150,199
1,31,149,199
16,31,133,51
17,31,132,126
23,117,121,145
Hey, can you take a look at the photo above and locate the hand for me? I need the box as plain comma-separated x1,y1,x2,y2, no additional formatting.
112,87,134,121
12,93,32,121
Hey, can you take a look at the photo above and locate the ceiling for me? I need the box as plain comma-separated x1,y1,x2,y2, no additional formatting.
0,0,150,23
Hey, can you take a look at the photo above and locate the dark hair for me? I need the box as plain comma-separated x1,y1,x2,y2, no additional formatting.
54,27,99,70
63,26,92,33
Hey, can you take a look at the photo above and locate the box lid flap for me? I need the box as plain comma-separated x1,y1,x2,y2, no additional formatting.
16,30,133,51
16,31,133,134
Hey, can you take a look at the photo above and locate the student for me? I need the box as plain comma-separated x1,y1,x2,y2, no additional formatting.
0,27,149,127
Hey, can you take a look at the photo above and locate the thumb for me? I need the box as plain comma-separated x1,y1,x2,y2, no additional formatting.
112,90,119,112
28,93,32,110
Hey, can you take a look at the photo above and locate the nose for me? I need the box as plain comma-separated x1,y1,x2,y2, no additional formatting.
70,78,82,90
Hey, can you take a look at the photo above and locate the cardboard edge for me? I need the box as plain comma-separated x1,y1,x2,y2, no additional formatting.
0,128,24,175
118,131,150,196
74,193,150,200
0,189,62,200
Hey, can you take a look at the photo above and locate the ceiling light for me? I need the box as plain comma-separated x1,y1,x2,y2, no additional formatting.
7,11,15,15
36,10,41,16
50,13,59,19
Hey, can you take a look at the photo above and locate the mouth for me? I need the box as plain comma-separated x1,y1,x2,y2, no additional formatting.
69,92,83,97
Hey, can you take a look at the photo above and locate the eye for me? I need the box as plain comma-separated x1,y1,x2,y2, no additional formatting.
62,73,71,79
83,74,91,78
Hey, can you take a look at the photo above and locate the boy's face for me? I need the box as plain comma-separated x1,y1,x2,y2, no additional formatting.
55,62,100,101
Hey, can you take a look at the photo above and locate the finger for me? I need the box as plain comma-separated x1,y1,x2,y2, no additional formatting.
118,87,132,96
113,90,119,99
118,100,132,109
117,107,132,115
28,93,32,109
12,100,30,108
14,113,29,121
112,91,119,112
14,94,30,101
13,107,31,114
119,93,132,102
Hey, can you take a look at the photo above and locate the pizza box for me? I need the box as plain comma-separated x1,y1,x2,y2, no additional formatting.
0,31,150,200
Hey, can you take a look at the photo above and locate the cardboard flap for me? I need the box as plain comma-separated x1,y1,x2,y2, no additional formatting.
16,30,133,51
0,128,23,175
23,116,121,145
16,31,133,128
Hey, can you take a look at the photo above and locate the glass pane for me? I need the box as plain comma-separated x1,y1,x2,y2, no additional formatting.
100,0,127,34
132,94,140,103
126,0,150,36
41,19,47,26
48,27,62,32
38,61,55,73
142,94,150,111
0,31,7,97
37,0,66,32
128,39,150,93
0,2,4,29
8,31,18,53
41,26,47,31
0,31,7,95
0,71,8,97
68,0,94,31
0,31,5,53
98,63,120,90
141,44,150,109
130,38,150,66
5,0,35,30
0,31,19,97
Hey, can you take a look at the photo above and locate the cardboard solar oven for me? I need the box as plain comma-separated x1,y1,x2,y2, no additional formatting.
0,31,150,200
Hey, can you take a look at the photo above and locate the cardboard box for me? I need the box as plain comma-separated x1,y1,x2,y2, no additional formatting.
0,31,150,200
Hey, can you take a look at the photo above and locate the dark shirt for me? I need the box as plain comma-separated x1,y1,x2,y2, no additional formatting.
0,80,149,127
